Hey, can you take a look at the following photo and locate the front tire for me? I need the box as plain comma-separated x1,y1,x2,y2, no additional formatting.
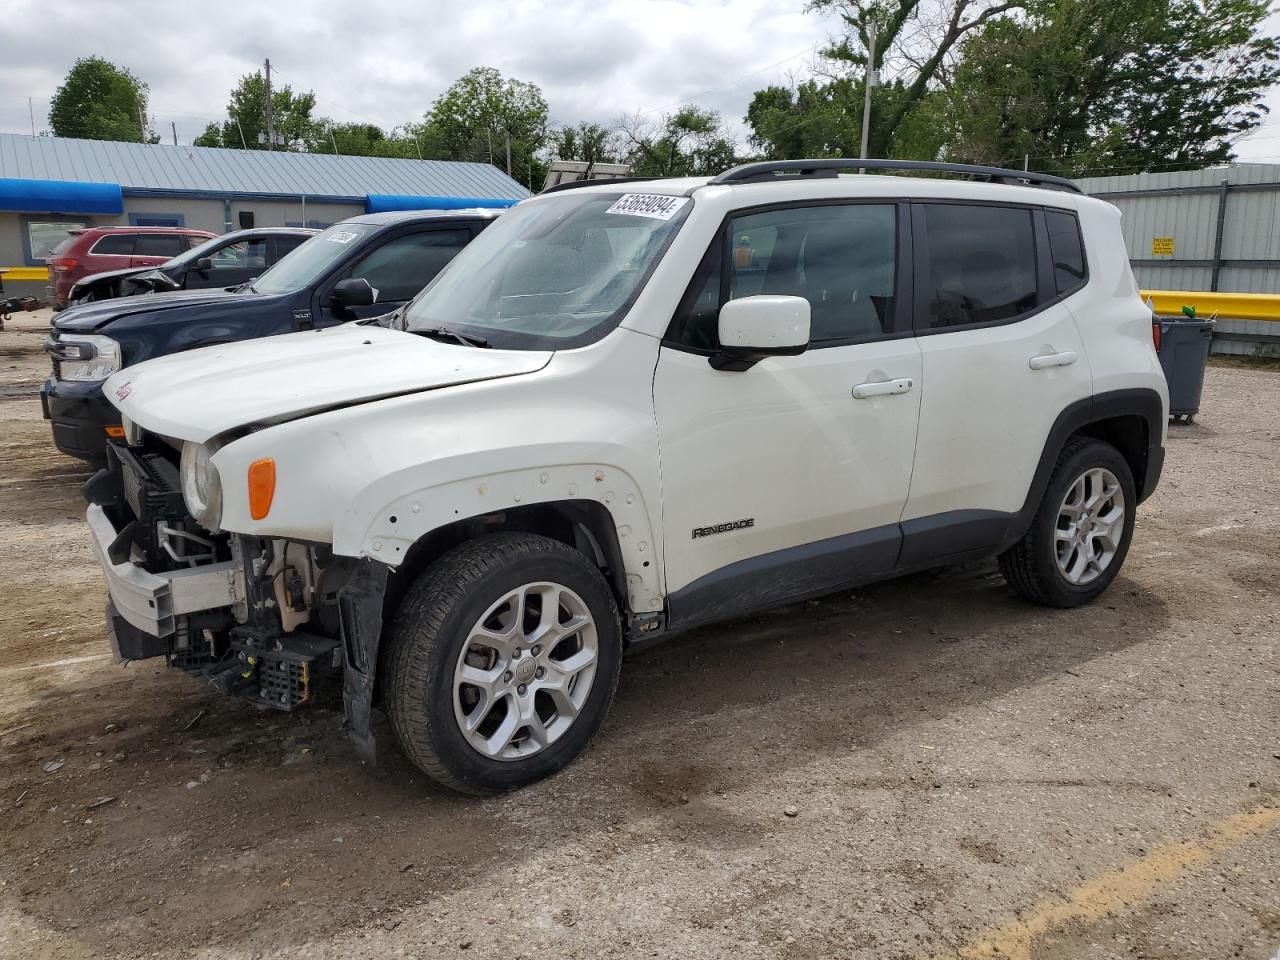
384,532,622,794
999,437,1136,608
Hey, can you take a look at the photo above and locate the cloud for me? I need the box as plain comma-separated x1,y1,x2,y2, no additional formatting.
0,0,841,144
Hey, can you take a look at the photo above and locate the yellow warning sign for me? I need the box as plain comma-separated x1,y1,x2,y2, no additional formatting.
1151,236,1175,256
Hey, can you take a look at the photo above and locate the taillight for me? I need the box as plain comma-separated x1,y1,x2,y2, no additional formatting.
51,257,78,272
1151,321,1161,352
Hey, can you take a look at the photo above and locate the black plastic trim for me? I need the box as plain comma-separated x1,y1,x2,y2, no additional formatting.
898,510,1012,569
1007,388,1166,540
666,523,902,632
710,159,1084,194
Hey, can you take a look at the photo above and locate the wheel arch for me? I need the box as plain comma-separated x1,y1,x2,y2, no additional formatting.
332,462,664,620
1007,388,1165,549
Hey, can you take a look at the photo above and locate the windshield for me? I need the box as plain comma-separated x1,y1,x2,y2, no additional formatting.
404,192,691,349
252,223,373,295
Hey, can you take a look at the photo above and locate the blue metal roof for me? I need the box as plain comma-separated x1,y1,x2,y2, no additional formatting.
365,193,517,213
0,133,530,204
0,177,123,214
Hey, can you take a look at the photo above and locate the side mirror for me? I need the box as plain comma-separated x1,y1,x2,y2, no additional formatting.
194,257,214,274
712,295,810,371
330,277,376,310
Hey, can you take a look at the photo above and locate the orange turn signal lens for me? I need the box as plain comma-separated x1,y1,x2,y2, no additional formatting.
104,425,125,438
247,458,276,520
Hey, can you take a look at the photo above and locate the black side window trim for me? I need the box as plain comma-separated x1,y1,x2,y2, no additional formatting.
661,198,916,355
910,199,1065,337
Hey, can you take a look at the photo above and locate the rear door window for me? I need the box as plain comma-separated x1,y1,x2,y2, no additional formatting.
272,235,309,261
91,234,135,256
917,203,1040,329
134,234,186,258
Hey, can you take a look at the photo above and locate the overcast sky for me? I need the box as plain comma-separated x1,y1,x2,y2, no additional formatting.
2,0,1279,163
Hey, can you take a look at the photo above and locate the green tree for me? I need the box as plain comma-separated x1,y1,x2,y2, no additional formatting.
303,121,423,158
552,122,621,164
744,75,946,160
943,0,1280,176
620,106,738,177
419,67,549,184
193,71,318,150
48,57,156,143
805,0,1024,154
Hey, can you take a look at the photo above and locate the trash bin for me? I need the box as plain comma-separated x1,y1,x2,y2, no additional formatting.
1153,313,1214,422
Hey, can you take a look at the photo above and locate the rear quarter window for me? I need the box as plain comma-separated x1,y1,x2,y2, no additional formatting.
1045,209,1087,296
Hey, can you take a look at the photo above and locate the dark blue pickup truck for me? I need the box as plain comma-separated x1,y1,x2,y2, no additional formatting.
42,209,499,461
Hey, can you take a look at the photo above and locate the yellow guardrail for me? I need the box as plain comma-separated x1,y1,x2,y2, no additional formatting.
1141,290,1280,322
0,266,50,282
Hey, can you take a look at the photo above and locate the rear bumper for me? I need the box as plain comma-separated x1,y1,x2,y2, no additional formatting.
86,503,239,638
41,377,118,461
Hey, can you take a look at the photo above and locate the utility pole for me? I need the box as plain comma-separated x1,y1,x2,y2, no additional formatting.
859,21,877,165
171,121,178,146
28,97,35,138
505,129,512,176
264,58,276,151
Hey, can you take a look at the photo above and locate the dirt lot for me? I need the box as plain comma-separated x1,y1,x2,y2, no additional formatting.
1,310,1277,960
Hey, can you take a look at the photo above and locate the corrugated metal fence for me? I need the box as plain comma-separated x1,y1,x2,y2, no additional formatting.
1078,165,1280,356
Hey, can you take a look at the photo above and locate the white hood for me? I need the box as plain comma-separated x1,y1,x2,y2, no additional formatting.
106,323,552,443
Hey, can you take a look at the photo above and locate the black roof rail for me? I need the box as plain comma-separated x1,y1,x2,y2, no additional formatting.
540,176,674,195
708,158,1083,194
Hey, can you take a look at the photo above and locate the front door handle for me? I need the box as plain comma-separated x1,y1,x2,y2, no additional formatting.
852,377,914,399
1028,350,1078,370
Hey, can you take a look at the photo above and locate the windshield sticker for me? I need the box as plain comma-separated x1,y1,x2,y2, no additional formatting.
326,231,360,244
606,194,689,221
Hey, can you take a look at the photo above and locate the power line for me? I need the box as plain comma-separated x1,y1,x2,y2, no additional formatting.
634,41,824,121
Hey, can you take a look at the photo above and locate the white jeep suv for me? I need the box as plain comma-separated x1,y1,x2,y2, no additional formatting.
85,159,1168,793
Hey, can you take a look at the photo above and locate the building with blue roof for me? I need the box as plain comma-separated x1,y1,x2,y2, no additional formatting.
0,132,528,299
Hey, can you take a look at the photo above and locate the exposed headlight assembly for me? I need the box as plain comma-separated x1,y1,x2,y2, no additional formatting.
54,334,121,382
180,439,223,531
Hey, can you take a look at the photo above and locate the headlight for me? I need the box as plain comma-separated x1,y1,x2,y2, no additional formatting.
180,440,223,531
54,334,121,382
120,414,143,446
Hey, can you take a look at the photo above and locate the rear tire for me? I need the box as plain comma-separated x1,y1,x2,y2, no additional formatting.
383,532,622,794
998,437,1136,608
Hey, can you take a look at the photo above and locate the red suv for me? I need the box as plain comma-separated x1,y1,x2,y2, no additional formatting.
47,227,217,310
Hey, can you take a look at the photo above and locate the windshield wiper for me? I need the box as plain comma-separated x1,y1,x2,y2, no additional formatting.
412,326,490,348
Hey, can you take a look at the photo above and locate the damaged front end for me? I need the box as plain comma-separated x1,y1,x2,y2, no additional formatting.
83,437,388,761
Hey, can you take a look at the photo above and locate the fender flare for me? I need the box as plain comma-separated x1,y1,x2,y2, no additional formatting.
1004,387,1165,550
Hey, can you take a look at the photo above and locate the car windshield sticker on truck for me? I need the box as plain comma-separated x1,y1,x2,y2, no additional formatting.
326,231,360,244
606,194,690,221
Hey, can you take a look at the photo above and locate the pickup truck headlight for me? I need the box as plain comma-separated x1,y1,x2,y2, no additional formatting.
52,334,121,382
181,440,223,531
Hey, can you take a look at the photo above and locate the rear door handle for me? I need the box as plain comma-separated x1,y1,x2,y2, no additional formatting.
1028,350,1078,370
852,377,914,399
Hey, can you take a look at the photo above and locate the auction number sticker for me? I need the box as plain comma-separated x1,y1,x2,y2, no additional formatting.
326,231,360,244
606,194,689,220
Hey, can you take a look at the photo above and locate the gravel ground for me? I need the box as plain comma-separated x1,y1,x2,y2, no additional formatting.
0,310,1277,960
